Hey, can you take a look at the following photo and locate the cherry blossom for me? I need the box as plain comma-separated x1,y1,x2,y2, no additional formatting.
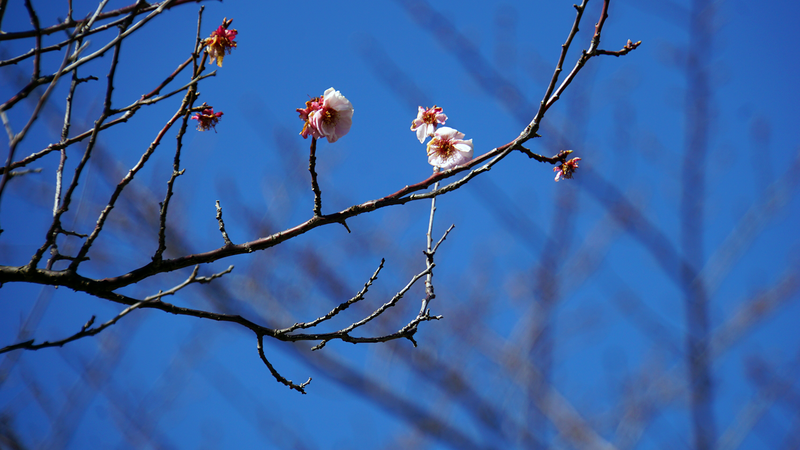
297,96,323,139
426,127,473,170
192,107,223,132
410,105,447,143
205,19,237,67
297,88,354,143
554,157,581,181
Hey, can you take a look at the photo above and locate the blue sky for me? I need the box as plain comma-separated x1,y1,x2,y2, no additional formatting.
1,0,799,448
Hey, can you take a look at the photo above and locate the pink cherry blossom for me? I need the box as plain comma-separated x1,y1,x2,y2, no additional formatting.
426,127,473,170
297,96,323,139
554,157,581,181
192,107,223,132
411,105,447,143
297,88,354,143
205,19,237,67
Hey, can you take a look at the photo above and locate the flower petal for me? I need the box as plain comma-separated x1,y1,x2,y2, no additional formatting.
416,126,428,143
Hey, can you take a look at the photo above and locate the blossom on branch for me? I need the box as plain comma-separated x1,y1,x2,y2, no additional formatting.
205,19,237,67
554,157,581,181
192,107,223,132
426,127,473,170
296,88,354,142
411,105,447,143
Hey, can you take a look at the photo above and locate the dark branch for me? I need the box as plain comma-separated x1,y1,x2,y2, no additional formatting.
257,334,311,394
309,137,323,216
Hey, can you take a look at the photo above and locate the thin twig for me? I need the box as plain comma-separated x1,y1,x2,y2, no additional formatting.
215,200,233,246
279,259,385,333
54,62,81,216
420,179,439,315
0,111,12,141
338,266,432,335
154,105,197,261
431,224,455,256
141,56,193,100
309,137,322,216
596,39,641,57
191,6,205,78
257,334,311,394
23,0,42,79
6,168,42,178
545,1,640,114
84,0,112,35
307,263,432,350
116,72,215,112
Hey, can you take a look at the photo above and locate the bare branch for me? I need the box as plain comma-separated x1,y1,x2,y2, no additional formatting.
58,0,178,76
279,259,385,334
0,264,233,354
5,167,42,178
73,92,196,270
0,30,74,209
54,65,83,216
257,334,311,394
431,224,455,257
215,200,233,246
0,71,213,176
140,57,193,100
334,264,433,338
309,137,323,216
0,0,203,42
596,39,642,57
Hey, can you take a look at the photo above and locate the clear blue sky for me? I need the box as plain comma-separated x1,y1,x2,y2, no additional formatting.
1,0,799,448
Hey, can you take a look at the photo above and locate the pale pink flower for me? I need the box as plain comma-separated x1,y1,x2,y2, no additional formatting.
297,96,323,139
411,105,447,143
426,127,473,170
205,19,237,67
554,157,581,181
297,88,354,142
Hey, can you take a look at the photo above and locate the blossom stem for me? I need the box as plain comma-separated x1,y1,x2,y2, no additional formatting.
309,137,322,217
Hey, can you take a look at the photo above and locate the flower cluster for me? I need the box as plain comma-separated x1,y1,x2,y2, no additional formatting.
554,156,581,181
296,88,354,143
192,107,223,132
411,106,472,170
205,19,237,67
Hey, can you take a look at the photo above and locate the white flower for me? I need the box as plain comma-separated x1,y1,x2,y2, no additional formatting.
410,106,447,143
426,127,473,170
